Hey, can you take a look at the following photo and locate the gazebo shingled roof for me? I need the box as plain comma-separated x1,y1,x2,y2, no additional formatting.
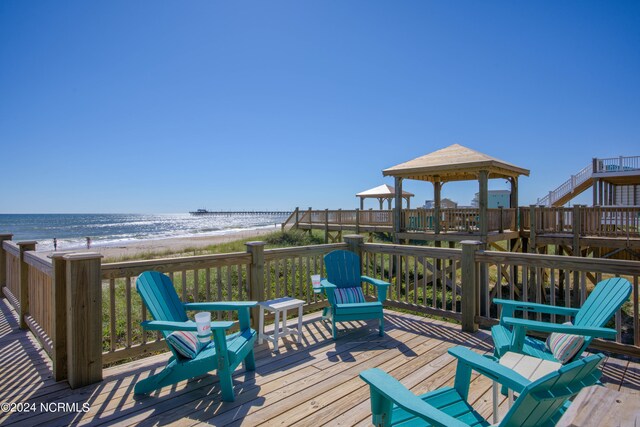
356,184,414,210
356,184,414,198
382,144,529,182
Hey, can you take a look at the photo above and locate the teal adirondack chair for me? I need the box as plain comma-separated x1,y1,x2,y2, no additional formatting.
135,271,257,401
492,277,632,362
360,346,605,427
321,250,390,339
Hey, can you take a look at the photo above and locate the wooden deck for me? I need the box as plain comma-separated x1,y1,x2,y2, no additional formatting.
1,297,638,427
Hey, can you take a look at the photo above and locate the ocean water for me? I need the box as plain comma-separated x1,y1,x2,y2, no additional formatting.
0,213,289,252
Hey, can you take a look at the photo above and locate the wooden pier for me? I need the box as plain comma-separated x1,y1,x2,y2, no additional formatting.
189,209,292,216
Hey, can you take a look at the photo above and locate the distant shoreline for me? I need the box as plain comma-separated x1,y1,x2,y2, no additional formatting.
39,226,280,260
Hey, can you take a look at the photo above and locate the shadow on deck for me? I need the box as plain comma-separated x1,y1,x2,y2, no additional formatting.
0,297,638,426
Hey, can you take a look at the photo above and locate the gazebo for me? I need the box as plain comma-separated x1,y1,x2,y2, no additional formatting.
382,144,529,240
356,184,414,210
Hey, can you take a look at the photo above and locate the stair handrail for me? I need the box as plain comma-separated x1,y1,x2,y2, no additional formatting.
537,163,592,207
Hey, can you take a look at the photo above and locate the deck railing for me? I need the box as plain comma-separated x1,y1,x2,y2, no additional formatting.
23,251,54,354
297,209,393,227
358,238,639,356
596,155,640,173
297,208,518,234
401,208,516,233
522,205,640,238
361,242,463,321
0,237,66,382
100,242,345,365
1,233,638,390
2,240,21,309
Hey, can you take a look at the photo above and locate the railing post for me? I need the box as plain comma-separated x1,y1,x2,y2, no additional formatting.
461,241,482,333
572,204,581,256
50,253,68,381
246,241,265,328
529,205,537,253
394,177,403,239
324,209,329,244
0,234,13,293
17,241,37,329
343,234,364,260
63,252,103,388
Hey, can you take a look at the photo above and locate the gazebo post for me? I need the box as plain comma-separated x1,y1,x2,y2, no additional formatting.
478,170,489,316
387,198,391,209
393,177,403,239
406,196,410,209
434,179,442,235
360,197,364,210
509,176,518,209
479,170,488,240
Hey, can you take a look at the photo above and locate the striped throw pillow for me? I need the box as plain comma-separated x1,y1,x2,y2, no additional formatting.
166,330,208,359
545,322,585,364
334,287,366,304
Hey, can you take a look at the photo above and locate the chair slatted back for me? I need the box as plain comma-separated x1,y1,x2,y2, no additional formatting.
574,277,632,329
136,271,188,339
324,250,361,288
501,353,604,427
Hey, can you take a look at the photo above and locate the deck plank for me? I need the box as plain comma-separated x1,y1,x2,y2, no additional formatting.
0,299,638,427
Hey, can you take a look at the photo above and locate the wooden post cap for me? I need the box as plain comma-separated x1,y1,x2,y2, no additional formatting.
0,234,13,240
461,240,483,246
62,252,103,261
344,234,364,240
17,240,38,247
245,241,266,247
48,252,74,259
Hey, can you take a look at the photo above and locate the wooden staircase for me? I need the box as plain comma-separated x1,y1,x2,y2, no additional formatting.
537,163,593,207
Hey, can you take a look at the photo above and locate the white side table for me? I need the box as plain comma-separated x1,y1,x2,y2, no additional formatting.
492,352,562,423
258,297,305,352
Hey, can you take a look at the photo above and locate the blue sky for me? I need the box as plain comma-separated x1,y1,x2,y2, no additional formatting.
1,1,638,213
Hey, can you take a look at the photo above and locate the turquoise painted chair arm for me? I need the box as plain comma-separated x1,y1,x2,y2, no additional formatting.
184,301,257,311
494,299,580,321
184,302,256,330
448,347,529,395
362,276,390,302
320,279,337,305
360,368,467,427
140,320,235,331
502,317,617,339
361,276,390,287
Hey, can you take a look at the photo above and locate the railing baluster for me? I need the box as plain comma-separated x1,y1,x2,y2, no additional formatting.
634,276,639,347
206,268,211,300
109,278,116,352
217,266,222,320
125,277,132,348
226,266,232,319
194,269,199,302
550,268,556,323
181,270,187,301
413,256,418,305
432,256,437,309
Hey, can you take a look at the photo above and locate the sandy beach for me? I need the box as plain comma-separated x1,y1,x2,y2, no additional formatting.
41,226,280,261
